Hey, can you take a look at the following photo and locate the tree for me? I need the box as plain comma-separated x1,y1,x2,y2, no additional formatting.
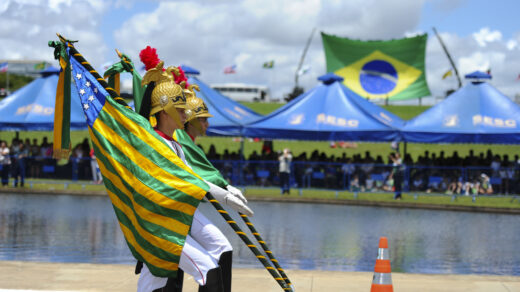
284,86,304,102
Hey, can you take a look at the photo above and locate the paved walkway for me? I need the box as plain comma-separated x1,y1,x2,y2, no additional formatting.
0,261,519,292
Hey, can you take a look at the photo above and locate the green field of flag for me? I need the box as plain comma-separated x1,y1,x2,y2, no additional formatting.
322,32,430,101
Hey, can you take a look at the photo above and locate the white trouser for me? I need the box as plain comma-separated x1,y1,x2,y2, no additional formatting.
137,209,232,292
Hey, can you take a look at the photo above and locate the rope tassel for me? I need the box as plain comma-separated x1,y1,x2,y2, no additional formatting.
239,213,294,289
206,193,293,291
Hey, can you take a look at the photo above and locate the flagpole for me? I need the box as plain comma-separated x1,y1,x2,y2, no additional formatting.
295,27,316,89
205,193,293,291
433,27,462,89
6,69,9,94
238,213,294,290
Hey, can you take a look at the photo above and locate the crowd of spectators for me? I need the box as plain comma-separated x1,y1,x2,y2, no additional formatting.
1,136,519,195
0,137,96,187
204,142,520,195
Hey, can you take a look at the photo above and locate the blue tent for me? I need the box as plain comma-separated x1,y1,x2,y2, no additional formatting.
180,64,200,75
465,70,491,80
242,74,404,141
401,79,520,144
0,66,86,130
187,75,262,136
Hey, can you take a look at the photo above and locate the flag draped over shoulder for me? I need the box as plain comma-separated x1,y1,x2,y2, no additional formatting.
321,32,430,100
103,52,145,113
173,129,229,188
49,38,208,278
103,53,229,189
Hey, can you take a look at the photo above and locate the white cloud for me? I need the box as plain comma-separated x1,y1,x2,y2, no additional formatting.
425,30,520,101
1,0,520,103
473,27,502,47
506,39,518,50
0,0,108,66
113,0,426,99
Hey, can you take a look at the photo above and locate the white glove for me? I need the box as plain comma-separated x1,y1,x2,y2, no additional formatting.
226,185,247,204
206,181,254,217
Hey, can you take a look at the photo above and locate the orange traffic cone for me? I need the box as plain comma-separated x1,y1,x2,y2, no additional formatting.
370,237,393,292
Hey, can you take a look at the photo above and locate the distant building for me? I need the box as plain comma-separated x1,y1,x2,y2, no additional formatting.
0,60,52,78
211,83,271,102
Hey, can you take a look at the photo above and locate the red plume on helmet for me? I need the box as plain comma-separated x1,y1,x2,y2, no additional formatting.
175,67,189,89
139,46,161,71
139,45,189,88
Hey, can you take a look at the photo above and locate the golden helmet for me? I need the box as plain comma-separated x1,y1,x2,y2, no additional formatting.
141,61,186,116
184,84,213,122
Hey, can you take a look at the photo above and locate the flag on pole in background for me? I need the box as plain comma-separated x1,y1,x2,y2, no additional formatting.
297,65,311,76
49,38,208,278
34,61,46,70
223,64,236,74
0,62,8,72
442,70,453,79
263,60,274,68
321,33,430,100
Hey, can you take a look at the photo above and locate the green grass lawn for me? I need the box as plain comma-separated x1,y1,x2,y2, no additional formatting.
1,103,520,161
6,180,519,210
242,187,520,209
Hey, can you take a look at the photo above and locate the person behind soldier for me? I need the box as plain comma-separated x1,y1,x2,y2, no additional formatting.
179,85,248,292
136,62,252,292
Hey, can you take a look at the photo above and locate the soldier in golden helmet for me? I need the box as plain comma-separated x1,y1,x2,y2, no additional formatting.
138,61,187,129
184,85,213,138
137,61,252,292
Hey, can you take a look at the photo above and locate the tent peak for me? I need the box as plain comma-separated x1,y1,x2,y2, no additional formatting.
465,71,491,84
317,73,344,85
181,64,200,75
40,66,60,77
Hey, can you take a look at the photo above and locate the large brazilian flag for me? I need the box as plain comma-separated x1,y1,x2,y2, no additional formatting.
321,32,430,100
51,39,208,278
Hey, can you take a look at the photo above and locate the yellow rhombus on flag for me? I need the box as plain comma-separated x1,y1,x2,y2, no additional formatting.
336,50,422,99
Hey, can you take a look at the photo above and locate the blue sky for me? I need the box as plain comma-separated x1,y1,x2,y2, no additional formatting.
1,0,519,102
418,0,519,39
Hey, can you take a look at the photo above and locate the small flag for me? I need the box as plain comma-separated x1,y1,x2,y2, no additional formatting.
34,61,46,70
297,65,311,76
0,62,8,73
223,64,236,74
442,70,453,79
263,60,274,68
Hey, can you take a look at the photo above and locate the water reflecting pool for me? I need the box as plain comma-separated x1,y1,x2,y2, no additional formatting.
0,193,519,275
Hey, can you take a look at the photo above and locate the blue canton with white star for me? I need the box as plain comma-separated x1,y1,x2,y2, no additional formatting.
69,55,107,128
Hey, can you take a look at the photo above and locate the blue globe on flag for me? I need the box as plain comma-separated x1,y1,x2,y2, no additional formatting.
359,60,398,95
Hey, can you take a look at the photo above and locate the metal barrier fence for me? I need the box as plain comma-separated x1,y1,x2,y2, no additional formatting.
1,156,519,195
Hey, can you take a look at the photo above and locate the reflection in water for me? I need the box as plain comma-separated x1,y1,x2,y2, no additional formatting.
0,193,519,275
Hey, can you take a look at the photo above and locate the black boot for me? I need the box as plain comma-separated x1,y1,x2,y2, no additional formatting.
198,266,224,292
218,251,232,292
161,269,184,292
137,261,184,292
